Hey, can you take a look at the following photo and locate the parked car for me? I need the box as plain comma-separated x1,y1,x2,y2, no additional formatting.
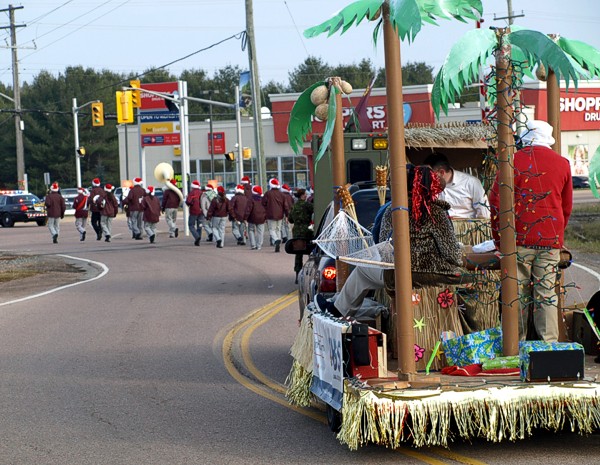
572,175,590,189
295,187,391,316
60,187,79,214
0,191,47,227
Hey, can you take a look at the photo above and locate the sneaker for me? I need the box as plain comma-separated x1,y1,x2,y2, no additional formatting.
97,232,102,241
314,294,342,318
194,238,200,246
216,240,223,248
52,234,58,244
105,235,111,242
81,231,86,242
251,246,257,250
150,234,155,244
135,234,143,240
206,234,213,242
274,240,281,253
174,228,179,238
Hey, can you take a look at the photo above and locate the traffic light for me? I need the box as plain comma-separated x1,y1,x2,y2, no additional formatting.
77,146,86,157
116,90,134,124
242,147,251,160
225,152,235,161
91,102,104,127
130,79,141,108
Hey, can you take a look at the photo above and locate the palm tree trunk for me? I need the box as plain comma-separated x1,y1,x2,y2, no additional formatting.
383,2,415,374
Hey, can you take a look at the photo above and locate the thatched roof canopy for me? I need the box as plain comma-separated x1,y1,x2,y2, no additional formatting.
404,122,495,149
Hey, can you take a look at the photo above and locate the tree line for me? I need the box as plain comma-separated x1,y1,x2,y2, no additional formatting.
0,58,435,196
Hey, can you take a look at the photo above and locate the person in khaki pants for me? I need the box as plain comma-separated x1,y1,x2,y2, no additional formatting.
44,182,66,244
490,119,573,342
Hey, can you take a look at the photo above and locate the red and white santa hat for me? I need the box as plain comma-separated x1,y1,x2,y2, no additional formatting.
92,178,101,187
217,185,225,194
269,178,280,189
191,180,201,189
146,185,155,195
252,185,263,196
104,183,113,192
241,176,251,184
133,177,143,186
281,184,291,193
50,182,59,192
235,184,244,194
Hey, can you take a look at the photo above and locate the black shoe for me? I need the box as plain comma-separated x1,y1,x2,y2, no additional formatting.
132,233,136,239
175,228,179,238
105,235,111,242
135,234,143,240
237,239,244,245
150,234,155,244
97,232,102,241
282,237,288,243
52,234,58,244
81,231,86,242
206,234,213,242
216,240,223,248
314,294,342,318
274,240,281,253
594,355,600,364
194,238,200,246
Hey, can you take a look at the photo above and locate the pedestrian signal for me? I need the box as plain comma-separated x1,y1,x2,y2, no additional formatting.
130,79,141,108
116,90,134,124
91,102,104,127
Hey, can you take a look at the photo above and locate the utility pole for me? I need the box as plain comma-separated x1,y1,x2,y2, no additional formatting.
0,5,26,189
245,0,266,189
493,0,524,25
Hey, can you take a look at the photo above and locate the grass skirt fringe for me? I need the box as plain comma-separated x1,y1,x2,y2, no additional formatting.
286,311,315,406
338,382,600,450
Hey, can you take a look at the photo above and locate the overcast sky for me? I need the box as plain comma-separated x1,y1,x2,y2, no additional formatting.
1,0,599,89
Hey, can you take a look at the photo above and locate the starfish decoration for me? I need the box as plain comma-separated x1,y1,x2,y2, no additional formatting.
413,317,426,332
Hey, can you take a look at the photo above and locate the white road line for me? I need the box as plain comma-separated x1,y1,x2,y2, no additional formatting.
0,255,108,307
572,262,600,285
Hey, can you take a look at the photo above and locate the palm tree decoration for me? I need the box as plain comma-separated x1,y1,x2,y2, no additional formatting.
431,27,600,355
431,27,600,117
293,0,484,377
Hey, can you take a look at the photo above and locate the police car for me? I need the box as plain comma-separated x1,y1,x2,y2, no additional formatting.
0,190,47,227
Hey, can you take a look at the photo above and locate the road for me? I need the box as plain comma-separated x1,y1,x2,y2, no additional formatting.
0,215,599,464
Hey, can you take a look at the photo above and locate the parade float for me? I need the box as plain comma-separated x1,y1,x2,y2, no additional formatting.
284,0,600,450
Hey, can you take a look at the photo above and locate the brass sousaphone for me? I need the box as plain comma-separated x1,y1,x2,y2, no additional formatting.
154,162,184,202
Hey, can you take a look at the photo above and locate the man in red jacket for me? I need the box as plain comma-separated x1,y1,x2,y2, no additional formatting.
262,178,288,252
489,119,573,342
45,182,66,244
141,186,161,244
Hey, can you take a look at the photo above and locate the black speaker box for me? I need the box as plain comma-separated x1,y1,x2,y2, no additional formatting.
527,349,585,382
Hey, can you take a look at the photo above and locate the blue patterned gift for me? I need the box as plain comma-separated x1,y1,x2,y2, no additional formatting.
519,341,585,381
442,327,503,367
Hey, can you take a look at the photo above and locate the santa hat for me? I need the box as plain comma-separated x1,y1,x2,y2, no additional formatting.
217,185,226,194
92,178,101,187
235,184,244,194
77,186,86,193
104,183,113,192
133,177,143,186
207,182,217,191
281,184,291,193
269,178,280,189
252,185,263,196
241,176,251,184
146,186,155,195
191,180,201,189
50,182,59,192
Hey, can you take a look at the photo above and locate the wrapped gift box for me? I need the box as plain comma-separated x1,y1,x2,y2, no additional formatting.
519,341,585,381
481,355,520,370
442,327,502,367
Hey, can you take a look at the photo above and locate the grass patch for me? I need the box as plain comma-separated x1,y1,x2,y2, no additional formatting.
565,202,600,253
0,269,40,283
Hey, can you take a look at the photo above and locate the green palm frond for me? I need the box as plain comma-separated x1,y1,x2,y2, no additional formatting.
304,0,384,39
508,30,579,90
557,37,600,79
314,86,340,168
389,0,422,41
417,0,483,25
288,81,327,155
431,28,497,117
589,146,600,199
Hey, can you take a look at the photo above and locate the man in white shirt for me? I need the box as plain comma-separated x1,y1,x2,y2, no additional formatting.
424,153,490,219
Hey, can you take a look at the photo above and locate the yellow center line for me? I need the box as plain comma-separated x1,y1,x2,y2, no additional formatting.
223,294,490,465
